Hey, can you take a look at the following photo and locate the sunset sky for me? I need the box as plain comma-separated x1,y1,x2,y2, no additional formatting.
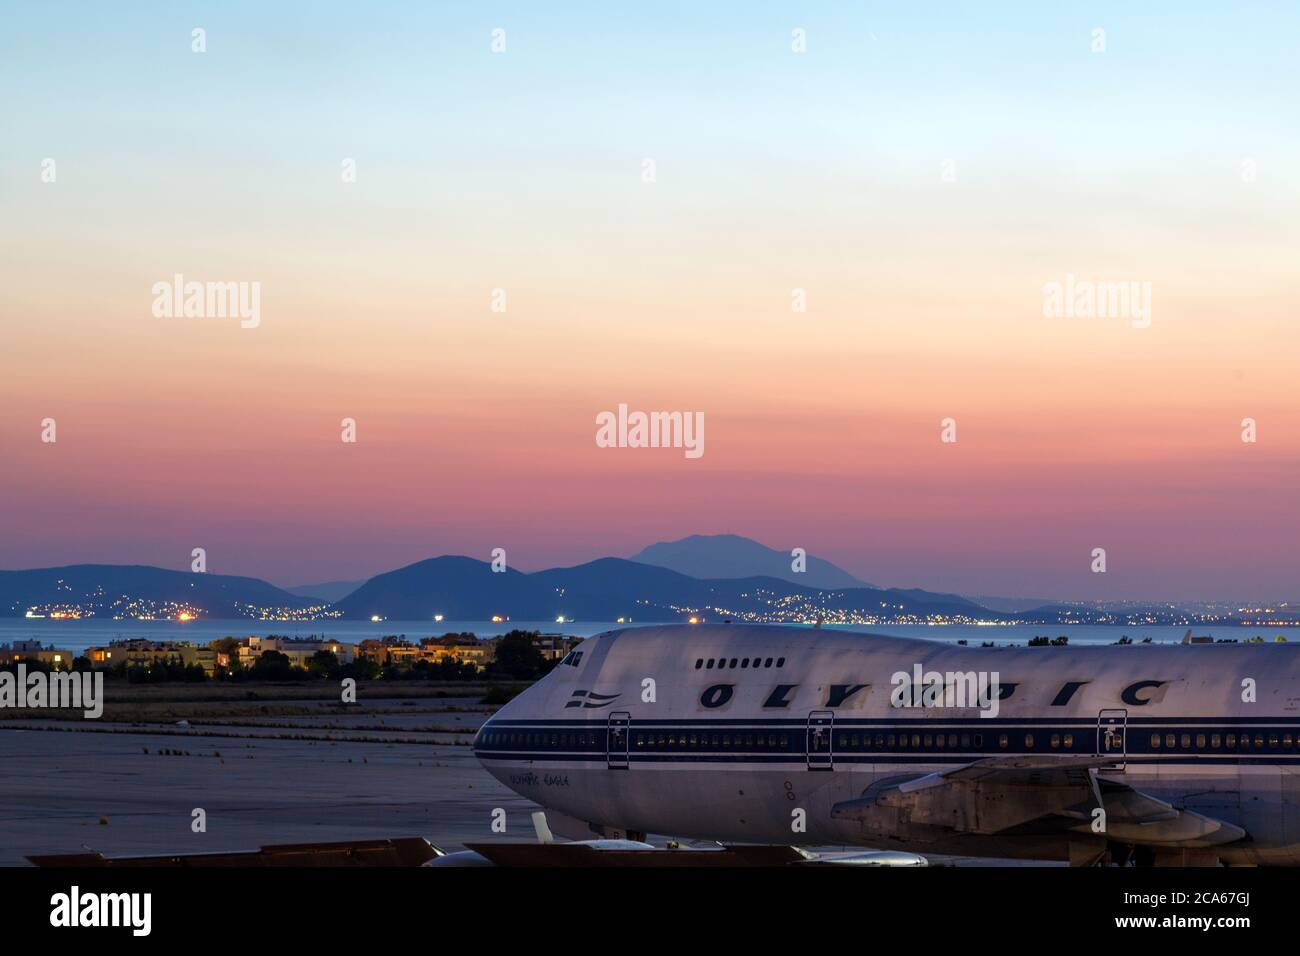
2,3,1298,600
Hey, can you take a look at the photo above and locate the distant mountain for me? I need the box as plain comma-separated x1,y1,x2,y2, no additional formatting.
631,534,871,590
283,580,366,603
3,557,1284,627
328,555,999,624
968,594,1067,614
329,556,556,621
0,564,315,620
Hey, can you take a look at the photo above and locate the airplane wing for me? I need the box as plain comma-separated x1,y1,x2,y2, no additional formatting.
830,755,1246,849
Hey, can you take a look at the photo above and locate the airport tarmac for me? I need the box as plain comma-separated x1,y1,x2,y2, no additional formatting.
0,689,1029,866
0,691,536,865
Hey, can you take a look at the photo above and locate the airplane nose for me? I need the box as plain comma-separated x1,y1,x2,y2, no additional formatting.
472,686,525,759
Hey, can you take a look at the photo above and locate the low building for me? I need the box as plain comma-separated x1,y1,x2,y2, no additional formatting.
357,637,420,665
85,639,218,676
419,634,494,670
238,636,357,668
0,640,73,671
532,633,584,661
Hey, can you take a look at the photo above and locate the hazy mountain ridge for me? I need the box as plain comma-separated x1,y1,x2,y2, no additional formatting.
1,544,1289,626
631,533,871,589
332,555,1013,623
0,564,315,620
283,580,366,603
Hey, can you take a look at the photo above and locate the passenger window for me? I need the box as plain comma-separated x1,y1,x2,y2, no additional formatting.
765,658,773,667
1196,734,1206,749
777,658,785,667
706,659,714,669
1211,734,1221,748
1180,734,1191,749
1151,734,1161,748
1166,734,1176,749
1063,734,1073,748
1050,734,1060,749
998,734,1008,748
741,658,749,668
1024,734,1034,749
695,659,703,669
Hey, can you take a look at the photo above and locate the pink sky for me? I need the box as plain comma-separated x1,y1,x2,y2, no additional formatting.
3,7,1297,600
3,265,1296,599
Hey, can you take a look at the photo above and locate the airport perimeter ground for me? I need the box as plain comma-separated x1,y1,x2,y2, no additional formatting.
0,680,1017,866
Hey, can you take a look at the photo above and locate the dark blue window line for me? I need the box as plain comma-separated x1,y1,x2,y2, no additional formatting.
475,750,1300,768
487,715,1300,728
475,724,1300,758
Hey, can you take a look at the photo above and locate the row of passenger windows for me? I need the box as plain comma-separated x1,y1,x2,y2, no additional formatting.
637,732,792,750
478,730,1035,751
478,728,1300,753
835,732,993,750
695,656,786,670
1149,732,1295,750
828,732,1077,750
479,731,600,749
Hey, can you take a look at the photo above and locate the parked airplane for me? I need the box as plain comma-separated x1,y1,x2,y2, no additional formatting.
474,624,1300,866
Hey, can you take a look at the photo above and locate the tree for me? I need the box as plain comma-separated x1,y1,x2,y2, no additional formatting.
491,630,546,679
340,656,380,682
251,649,294,680
209,637,242,656
307,650,339,679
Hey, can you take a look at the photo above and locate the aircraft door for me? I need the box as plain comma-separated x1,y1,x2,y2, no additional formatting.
1096,708,1127,771
807,710,834,771
607,712,630,770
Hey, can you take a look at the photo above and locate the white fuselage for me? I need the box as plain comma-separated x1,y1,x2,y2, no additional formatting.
474,625,1300,864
